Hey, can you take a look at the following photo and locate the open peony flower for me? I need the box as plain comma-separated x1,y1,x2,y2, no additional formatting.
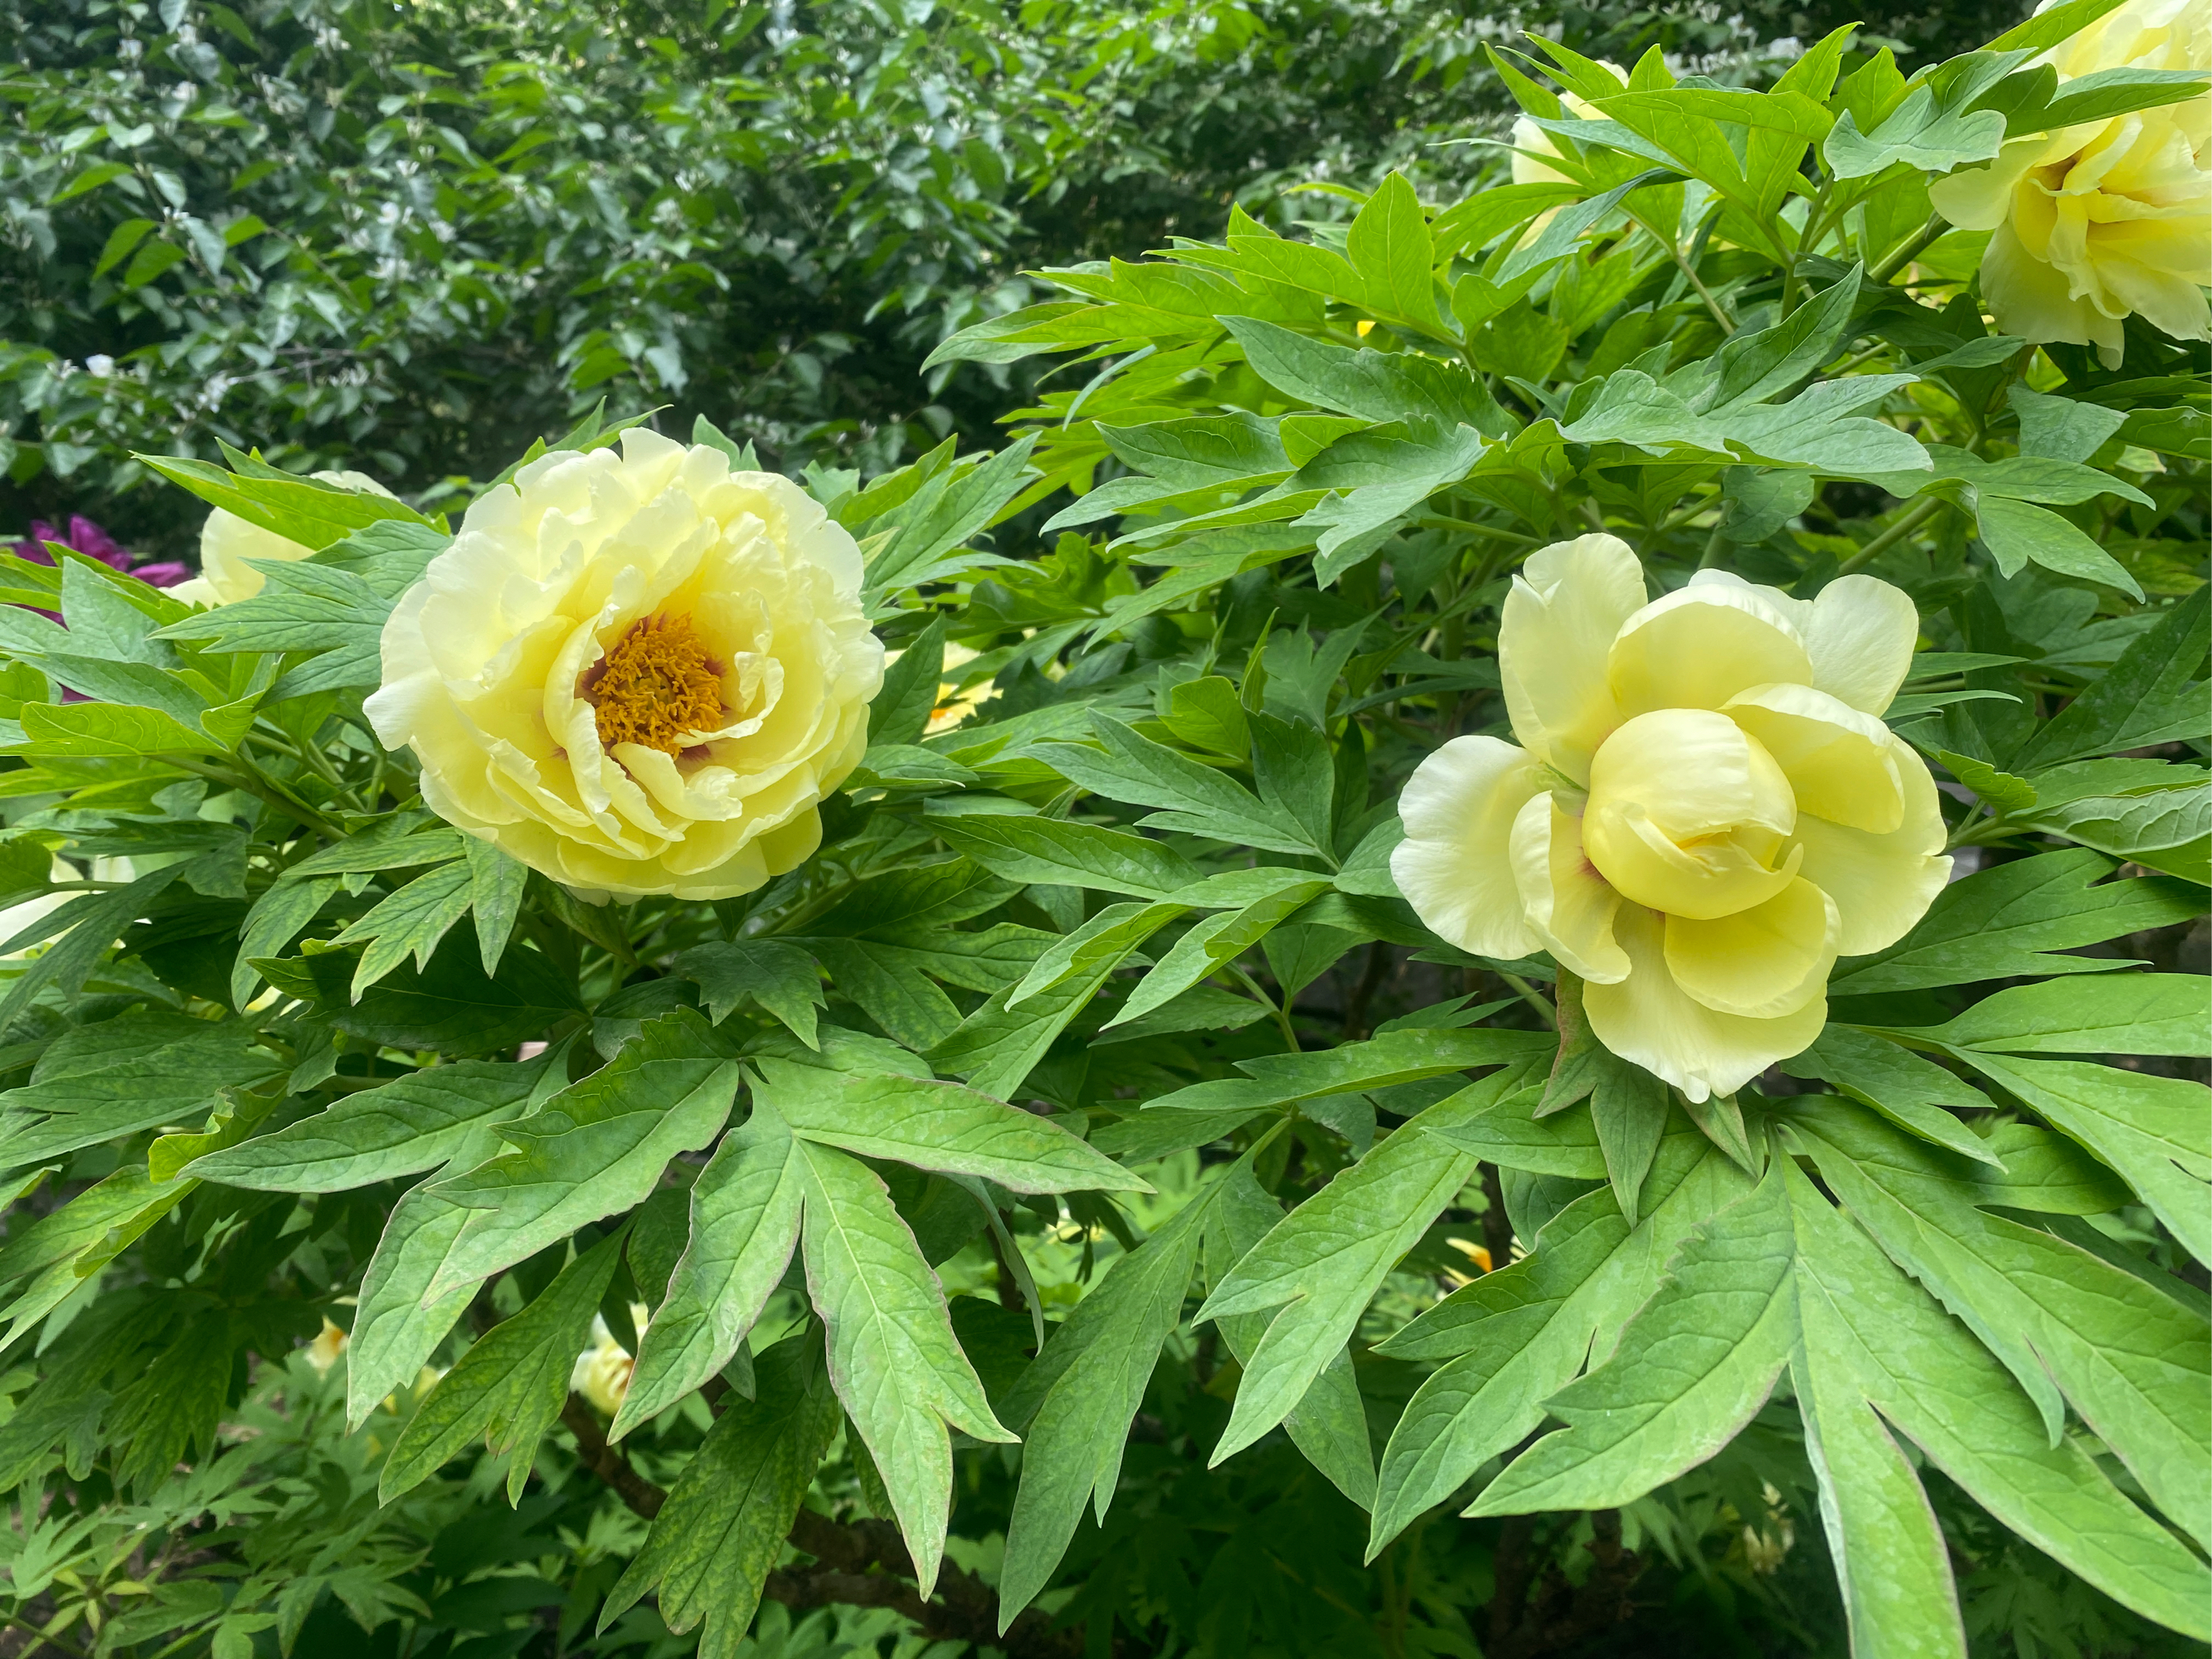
367,429,882,901
173,469,397,607
1928,0,2211,366
1391,534,1949,1102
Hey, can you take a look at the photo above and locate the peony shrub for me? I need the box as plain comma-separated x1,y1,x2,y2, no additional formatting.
0,4,2203,1656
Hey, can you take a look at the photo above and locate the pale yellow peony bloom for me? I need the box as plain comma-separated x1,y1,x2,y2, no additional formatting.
1391,535,1949,1102
1510,63,1629,189
304,1316,348,1375
366,430,883,901
1928,0,2211,366
173,470,396,608
571,1305,651,1415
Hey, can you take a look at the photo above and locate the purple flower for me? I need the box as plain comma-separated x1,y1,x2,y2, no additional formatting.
10,515,192,587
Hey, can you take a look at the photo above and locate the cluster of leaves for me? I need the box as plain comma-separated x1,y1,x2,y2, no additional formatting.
0,2,2205,1657
3,0,2003,564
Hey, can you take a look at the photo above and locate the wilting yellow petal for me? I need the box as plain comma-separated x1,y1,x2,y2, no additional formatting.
1607,584,1812,719
1508,793,1627,983
1499,533,1647,782
1664,878,1840,1019
1584,903,1828,1102
1790,733,1952,956
1723,684,1904,835
1391,736,1544,958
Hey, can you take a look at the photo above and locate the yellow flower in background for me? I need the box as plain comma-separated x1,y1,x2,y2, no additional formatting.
367,430,883,901
1510,62,1630,188
304,1317,348,1375
926,640,995,735
571,1305,651,1415
173,470,396,607
1928,0,2211,366
1391,535,1948,1102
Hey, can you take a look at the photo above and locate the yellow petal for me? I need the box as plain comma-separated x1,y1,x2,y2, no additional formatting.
1584,903,1828,1102
1663,878,1839,1019
1508,793,1628,983
1499,533,1647,782
1791,733,1953,957
1722,684,1903,834
1607,584,1811,719
1928,137,2052,232
1391,737,1545,958
1798,577,1920,715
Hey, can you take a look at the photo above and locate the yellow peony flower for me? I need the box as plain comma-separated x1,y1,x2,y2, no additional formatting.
1510,64,1629,189
1391,535,1949,1102
1928,0,2211,366
366,430,883,901
172,469,396,608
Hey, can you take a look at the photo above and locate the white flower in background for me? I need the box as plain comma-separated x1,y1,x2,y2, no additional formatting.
173,469,396,607
1391,536,1947,1102
1928,0,2211,365
367,430,883,901
572,1305,652,1414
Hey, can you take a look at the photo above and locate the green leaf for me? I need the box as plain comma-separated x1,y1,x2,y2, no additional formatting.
869,615,947,747
1781,1026,2000,1166
997,1178,1217,1623
1218,316,1498,431
1344,173,1451,338
931,809,1200,898
296,937,580,1055
1203,1161,1375,1508
1009,898,1184,1007
1700,265,1862,411
333,861,475,997
137,455,435,555
1037,715,1315,855
758,1057,1141,1194
425,1010,740,1297
1911,973,2207,1057
613,1110,805,1439
1827,850,2202,996
1788,1155,2211,1638
1107,879,1333,1029
0,1014,282,1170
1471,1160,1796,1515
2009,386,2128,463
1197,1063,1545,1465
1952,1053,2210,1267
673,940,823,1046
1541,975,1668,1223
795,1137,1014,1595
1974,496,2144,601
926,949,1121,1102
2008,586,2207,771
1791,1102,2209,1545
1367,1128,1747,1555
1935,748,2037,812
185,1058,542,1192
347,1168,493,1429
0,866,184,1035
464,838,527,977
0,1167,195,1355
379,1230,624,1504
864,435,1038,600
600,1331,841,1647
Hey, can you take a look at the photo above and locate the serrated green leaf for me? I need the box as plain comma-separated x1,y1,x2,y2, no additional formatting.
795,1137,1013,1595
1910,973,2207,1057
931,809,1201,898
185,1058,541,1192
425,1010,739,1297
1828,850,2201,995
379,1229,623,1504
674,939,823,1046
600,1331,841,1651
612,1110,805,1439
0,1013,282,1170
464,838,527,976
1782,1026,2001,1165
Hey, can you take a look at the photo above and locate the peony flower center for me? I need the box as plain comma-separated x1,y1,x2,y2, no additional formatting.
589,615,725,757
1580,708,1802,922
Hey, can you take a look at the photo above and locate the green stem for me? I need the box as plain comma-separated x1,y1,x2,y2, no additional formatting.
2,1612,89,1659
1630,206,1734,333
1232,964,1299,1053
1415,514,1539,547
1500,972,1557,1030
1837,495,1945,576
1869,212,1947,285
159,754,342,840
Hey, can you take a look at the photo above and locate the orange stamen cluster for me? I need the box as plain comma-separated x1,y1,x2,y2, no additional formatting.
591,616,724,757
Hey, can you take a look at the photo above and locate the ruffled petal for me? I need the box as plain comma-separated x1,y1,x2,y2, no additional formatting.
1390,736,1545,958
1792,735,1953,956
1584,903,1828,1102
1607,583,1812,719
1723,683,1904,834
1499,533,1647,782
1663,878,1839,1019
1799,577,1920,715
1508,792,1628,983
